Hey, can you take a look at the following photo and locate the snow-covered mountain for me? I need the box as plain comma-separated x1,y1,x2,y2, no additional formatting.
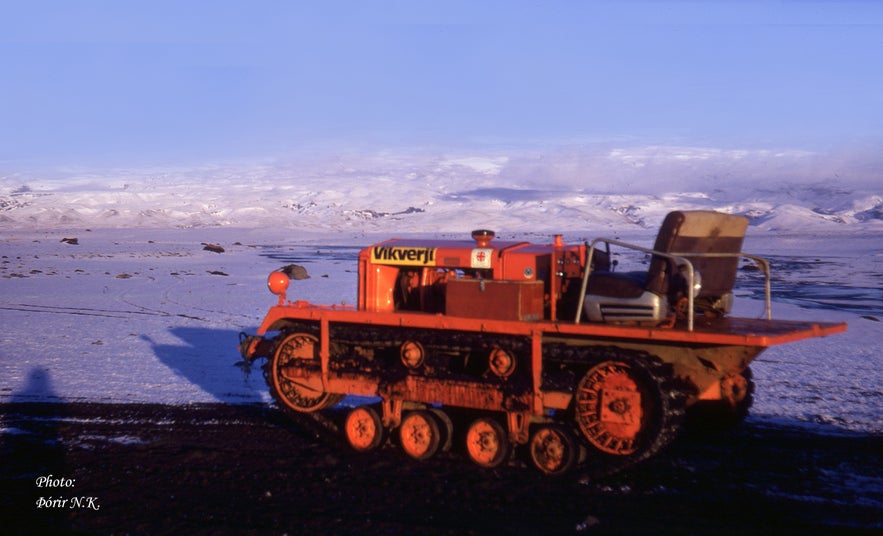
2,147,880,234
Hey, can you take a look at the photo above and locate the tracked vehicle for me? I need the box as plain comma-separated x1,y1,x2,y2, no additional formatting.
238,211,846,474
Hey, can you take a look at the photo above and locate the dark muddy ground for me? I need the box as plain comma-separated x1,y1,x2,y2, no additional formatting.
1,402,881,535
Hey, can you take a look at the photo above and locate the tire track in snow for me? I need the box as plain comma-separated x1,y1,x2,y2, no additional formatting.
0,303,208,321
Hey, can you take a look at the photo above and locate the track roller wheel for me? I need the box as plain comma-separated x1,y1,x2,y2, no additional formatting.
721,366,755,424
687,367,755,431
529,424,578,476
574,354,683,463
398,410,442,460
465,417,510,468
268,332,342,413
344,406,385,452
428,408,454,452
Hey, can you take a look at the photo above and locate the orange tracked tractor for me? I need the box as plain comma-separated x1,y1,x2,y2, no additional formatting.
238,211,846,474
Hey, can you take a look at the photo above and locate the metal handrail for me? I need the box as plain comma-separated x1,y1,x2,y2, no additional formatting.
575,238,772,331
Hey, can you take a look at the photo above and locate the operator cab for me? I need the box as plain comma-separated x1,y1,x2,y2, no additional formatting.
582,210,749,324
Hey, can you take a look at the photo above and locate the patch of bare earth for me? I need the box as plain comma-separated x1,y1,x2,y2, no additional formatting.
2,403,881,535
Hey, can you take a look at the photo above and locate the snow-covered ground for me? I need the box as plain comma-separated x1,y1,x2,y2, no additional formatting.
1,149,880,436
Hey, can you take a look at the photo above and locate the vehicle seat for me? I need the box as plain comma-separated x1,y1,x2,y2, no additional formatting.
584,210,749,323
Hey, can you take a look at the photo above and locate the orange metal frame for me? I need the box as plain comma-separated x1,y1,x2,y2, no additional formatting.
250,233,847,440
254,300,846,420
256,302,847,349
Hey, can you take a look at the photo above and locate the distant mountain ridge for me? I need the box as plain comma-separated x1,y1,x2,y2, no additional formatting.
2,149,880,233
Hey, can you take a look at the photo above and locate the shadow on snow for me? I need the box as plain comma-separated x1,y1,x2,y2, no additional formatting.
145,326,268,405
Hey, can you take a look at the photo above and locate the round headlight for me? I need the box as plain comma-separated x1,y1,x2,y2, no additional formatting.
267,271,290,296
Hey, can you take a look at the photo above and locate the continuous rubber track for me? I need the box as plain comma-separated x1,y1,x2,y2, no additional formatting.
263,325,691,477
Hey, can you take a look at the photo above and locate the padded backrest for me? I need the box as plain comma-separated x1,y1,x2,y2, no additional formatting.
645,211,749,297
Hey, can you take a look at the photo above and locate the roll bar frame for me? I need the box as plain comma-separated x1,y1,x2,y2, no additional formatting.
575,238,772,331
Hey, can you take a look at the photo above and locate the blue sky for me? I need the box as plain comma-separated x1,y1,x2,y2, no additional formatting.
2,0,881,168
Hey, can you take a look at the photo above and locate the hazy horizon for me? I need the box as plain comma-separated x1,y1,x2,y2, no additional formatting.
2,1,882,171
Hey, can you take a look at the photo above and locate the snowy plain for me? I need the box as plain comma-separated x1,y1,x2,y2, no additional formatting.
1,148,881,436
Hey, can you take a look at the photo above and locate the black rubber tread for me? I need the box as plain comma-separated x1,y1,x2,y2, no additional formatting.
263,331,344,433
551,345,690,476
733,366,756,421
258,325,690,477
326,324,534,393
